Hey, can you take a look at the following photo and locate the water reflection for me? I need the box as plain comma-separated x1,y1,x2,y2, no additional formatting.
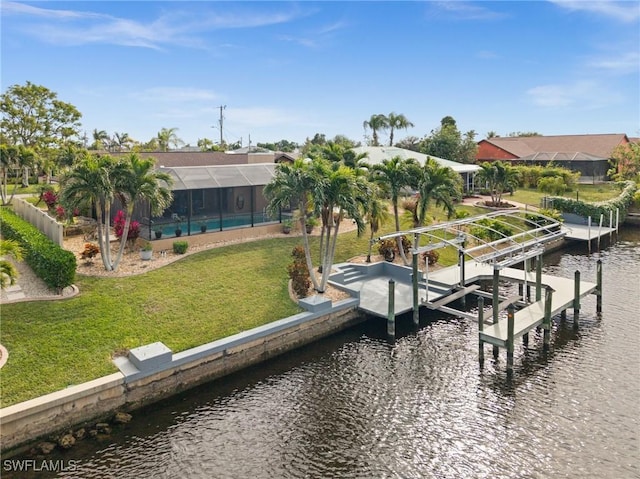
8,230,640,479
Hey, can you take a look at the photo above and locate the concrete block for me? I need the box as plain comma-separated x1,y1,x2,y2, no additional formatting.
128,342,172,371
298,295,332,313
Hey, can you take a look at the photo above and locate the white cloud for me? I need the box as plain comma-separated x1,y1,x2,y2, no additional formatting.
526,81,623,109
134,87,219,103
549,1,640,23
2,1,307,49
429,1,508,20
588,52,640,75
476,50,499,59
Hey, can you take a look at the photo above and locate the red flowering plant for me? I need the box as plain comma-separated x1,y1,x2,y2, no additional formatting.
113,210,140,249
42,190,58,210
55,205,66,221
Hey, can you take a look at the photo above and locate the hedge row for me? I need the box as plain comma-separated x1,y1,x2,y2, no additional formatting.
0,207,76,291
548,181,638,223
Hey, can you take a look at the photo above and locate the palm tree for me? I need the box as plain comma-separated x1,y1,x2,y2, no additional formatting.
370,155,417,264
0,144,35,205
264,158,323,291
366,189,391,262
111,153,173,270
363,114,389,147
0,239,23,289
91,129,109,150
156,127,183,152
412,158,462,226
265,157,368,293
113,132,133,151
387,112,414,147
315,161,368,292
60,155,117,270
476,161,519,206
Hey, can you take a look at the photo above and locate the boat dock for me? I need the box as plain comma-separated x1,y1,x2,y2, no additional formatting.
328,209,605,375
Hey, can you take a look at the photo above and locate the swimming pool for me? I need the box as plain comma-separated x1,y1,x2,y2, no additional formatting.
151,214,278,239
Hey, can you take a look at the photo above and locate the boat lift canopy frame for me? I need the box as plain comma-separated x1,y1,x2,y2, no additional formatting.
376,209,565,270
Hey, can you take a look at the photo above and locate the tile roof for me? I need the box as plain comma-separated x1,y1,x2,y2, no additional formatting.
481,134,629,158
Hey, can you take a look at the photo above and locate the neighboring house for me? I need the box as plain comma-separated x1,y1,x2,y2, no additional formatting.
476,133,631,183
352,146,481,193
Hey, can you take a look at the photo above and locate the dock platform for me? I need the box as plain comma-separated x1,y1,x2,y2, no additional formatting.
562,223,615,242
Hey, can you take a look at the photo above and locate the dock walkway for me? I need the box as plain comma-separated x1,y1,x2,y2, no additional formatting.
330,260,597,343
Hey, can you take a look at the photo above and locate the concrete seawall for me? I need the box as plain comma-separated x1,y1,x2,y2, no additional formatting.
0,297,363,454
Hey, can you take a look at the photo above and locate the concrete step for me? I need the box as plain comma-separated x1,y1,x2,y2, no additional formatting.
343,270,366,284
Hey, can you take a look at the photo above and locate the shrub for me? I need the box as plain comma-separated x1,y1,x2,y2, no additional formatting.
377,235,411,261
549,180,637,223
538,176,567,196
525,209,563,228
0,207,76,290
288,245,311,298
80,243,100,262
377,239,397,261
173,240,188,254
421,249,440,266
470,218,514,242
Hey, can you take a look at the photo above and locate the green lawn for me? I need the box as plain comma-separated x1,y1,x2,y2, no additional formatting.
507,183,623,208
0,204,483,407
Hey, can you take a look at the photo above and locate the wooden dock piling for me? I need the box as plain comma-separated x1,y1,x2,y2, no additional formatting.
478,296,485,365
596,259,603,314
536,255,542,301
506,304,515,376
412,252,419,326
543,286,553,351
387,279,395,337
573,270,580,326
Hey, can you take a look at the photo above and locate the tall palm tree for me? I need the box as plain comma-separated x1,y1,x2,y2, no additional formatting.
111,153,173,270
0,144,35,205
366,189,391,262
0,239,23,289
60,155,117,270
264,158,323,291
370,156,417,264
156,127,183,152
113,132,133,152
91,129,109,150
412,158,462,226
387,112,414,147
315,161,368,291
363,114,389,147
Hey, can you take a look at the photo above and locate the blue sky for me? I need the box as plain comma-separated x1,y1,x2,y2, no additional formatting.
2,1,639,148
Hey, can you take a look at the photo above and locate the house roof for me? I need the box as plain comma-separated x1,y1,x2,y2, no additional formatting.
517,152,608,163
352,146,481,174
480,134,629,158
113,151,254,167
159,163,277,190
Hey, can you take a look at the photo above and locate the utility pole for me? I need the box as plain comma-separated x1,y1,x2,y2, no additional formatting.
218,105,226,146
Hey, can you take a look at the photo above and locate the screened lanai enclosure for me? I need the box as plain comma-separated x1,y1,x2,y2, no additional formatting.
136,164,287,239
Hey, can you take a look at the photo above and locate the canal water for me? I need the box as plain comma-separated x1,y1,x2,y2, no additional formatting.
9,230,640,479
